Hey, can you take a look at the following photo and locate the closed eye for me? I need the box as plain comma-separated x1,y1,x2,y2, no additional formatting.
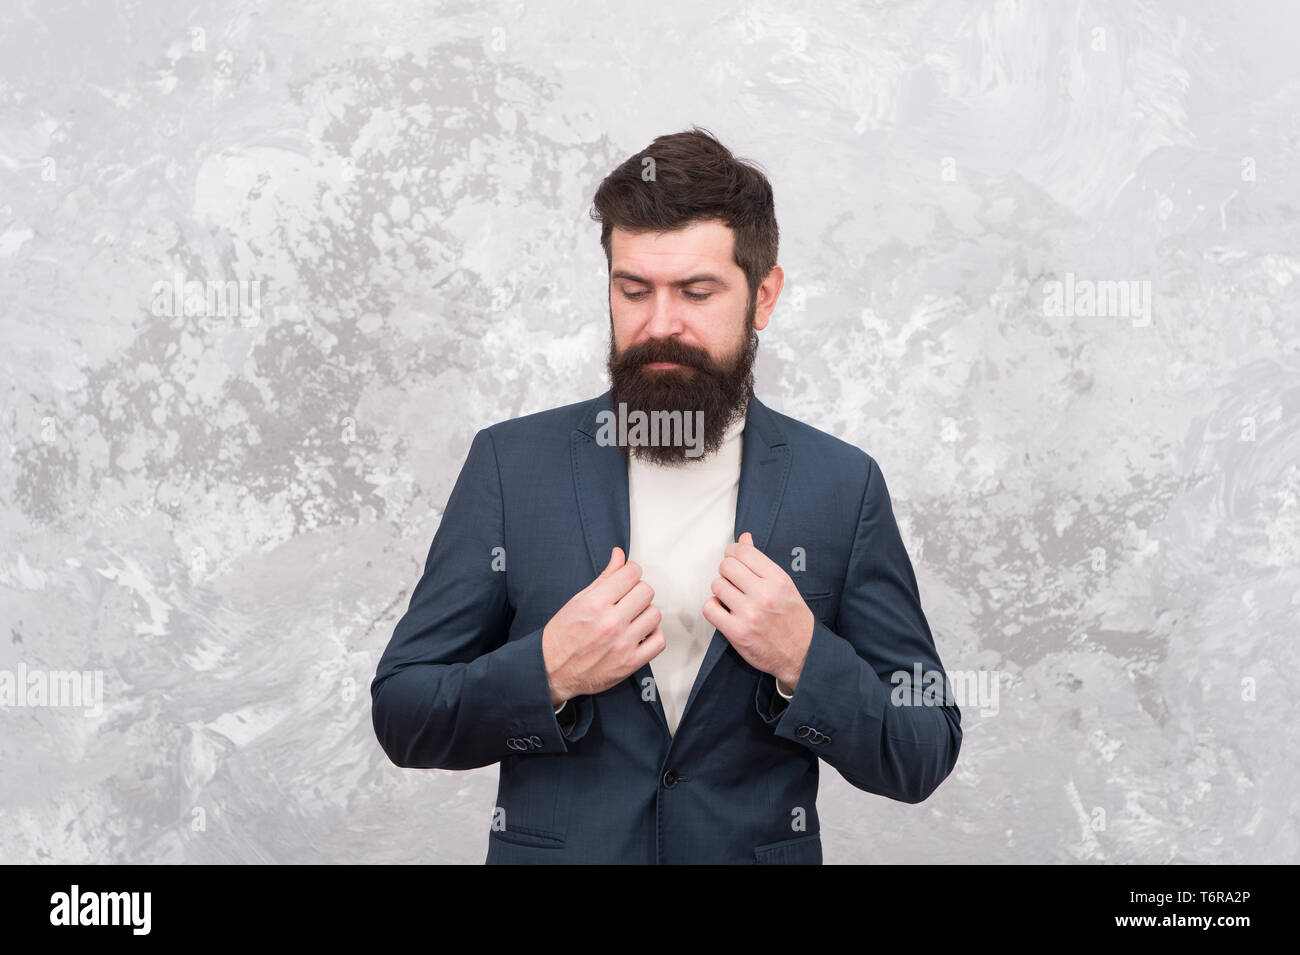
622,290,711,302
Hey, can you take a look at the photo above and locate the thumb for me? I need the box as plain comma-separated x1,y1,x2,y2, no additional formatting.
600,546,626,576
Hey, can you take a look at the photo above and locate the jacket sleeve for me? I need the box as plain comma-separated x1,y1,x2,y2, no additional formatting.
371,428,590,770
755,454,962,803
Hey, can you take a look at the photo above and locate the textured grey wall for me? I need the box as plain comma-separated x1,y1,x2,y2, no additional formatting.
2,0,1297,864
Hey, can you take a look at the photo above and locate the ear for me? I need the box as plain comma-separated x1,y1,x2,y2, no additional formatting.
753,265,784,332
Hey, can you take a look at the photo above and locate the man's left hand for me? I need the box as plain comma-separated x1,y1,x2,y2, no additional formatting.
702,532,814,693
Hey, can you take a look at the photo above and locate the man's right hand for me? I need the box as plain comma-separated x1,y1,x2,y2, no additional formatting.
541,547,665,706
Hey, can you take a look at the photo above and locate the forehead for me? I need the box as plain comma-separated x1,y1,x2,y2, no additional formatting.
610,219,737,277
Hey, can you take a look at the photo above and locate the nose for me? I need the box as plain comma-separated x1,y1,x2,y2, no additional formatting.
642,290,686,339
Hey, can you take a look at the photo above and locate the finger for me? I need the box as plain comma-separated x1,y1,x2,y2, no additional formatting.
728,532,780,576
632,626,666,666
590,554,643,603
614,578,655,625
718,553,762,594
709,576,745,615
627,600,662,643
722,538,765,577
701,596,736,638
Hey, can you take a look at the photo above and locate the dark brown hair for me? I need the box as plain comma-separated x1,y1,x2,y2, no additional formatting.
590,126,779,307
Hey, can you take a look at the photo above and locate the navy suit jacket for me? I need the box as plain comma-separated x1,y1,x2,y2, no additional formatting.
371,390,962,863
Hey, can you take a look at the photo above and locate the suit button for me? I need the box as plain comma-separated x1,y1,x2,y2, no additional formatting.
796,725,830,745
662,770,680,788
528,735,543,749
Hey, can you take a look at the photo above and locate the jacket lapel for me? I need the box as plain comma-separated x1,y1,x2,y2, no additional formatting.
572,390,631,582
571,390,791,738
572,392,669,734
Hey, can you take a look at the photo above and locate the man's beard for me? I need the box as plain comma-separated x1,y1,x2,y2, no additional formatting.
605,297,758,466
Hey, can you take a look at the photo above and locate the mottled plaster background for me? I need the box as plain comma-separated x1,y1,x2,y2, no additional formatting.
2,0,1297,864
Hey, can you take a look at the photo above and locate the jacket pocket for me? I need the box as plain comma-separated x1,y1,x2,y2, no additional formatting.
485,827,565,864
495,754,566,844
753,832,822,865
487,824,565,850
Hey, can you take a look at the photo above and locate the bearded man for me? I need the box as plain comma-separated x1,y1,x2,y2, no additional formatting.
371,126,962,864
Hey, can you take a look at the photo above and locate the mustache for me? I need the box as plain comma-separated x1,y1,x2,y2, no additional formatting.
611,339,718,373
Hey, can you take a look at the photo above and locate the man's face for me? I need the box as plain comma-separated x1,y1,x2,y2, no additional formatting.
605,219,781,465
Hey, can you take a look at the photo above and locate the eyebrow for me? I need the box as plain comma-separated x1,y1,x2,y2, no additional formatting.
611,270,729,288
